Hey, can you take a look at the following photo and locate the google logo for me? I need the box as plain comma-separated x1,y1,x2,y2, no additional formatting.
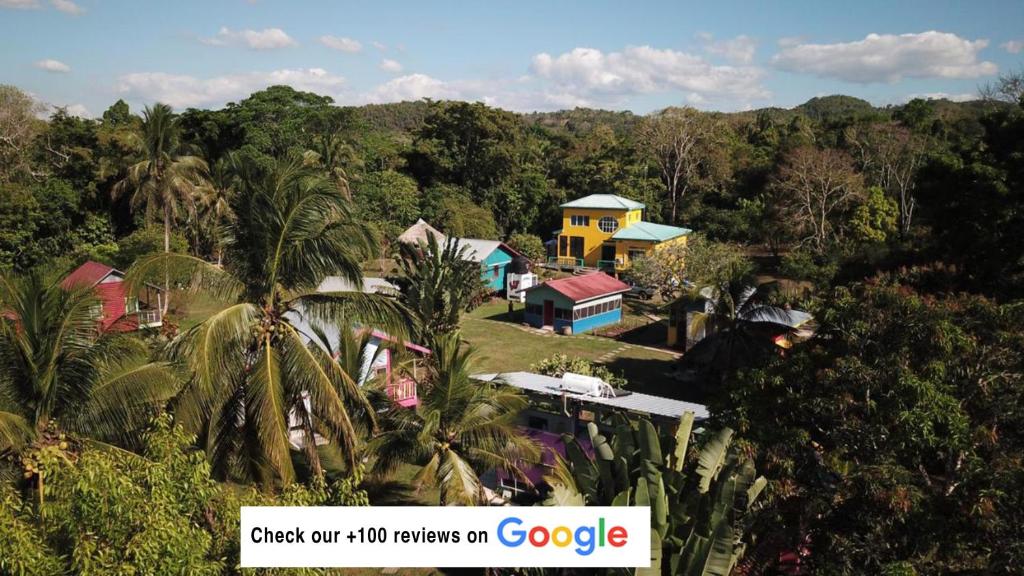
496,516,629,556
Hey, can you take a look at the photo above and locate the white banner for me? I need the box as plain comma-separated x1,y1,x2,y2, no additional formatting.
240,506,652,568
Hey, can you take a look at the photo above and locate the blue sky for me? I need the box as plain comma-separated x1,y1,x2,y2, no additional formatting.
2,0,1023,117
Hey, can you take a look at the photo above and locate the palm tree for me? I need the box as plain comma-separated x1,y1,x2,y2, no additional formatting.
130,156,405,486
303,131,362,199
0,270,180,454
685,280,797,377
114,103,209,313
193,152,239,266
392,234,485,345
370,334,538,505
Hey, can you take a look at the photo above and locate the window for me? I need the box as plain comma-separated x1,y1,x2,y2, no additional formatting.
555,308,572,320
526,303,543,316
598,216,618,233
492,266,500,278
628,249,647,261
570,215,590,227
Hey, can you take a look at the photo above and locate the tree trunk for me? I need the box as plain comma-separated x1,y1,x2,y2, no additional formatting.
161,206,172,314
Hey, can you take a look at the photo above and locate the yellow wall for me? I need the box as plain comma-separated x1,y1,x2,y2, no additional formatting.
611,232,687,269
557,208,642,265
556,207,687,269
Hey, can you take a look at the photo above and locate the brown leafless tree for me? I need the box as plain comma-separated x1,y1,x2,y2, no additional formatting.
979,67,1024,104
772,147,864,253
638,107,720,223
845,122,927,237
0,85,46,183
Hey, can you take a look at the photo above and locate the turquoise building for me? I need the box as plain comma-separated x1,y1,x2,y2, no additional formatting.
523,272,630,333
455,238,521,292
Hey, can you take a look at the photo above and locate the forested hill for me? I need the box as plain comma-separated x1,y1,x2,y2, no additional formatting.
2,81,1022,298
345,94,1002,137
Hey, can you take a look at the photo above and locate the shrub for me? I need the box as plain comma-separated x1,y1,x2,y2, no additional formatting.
530,353,626,388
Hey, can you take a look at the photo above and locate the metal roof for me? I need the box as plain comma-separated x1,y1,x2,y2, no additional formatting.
612,221,692,242
62,261,121,288
524,272,629,303
453,238,519,263
316,276,399,295
560,194,645,211
473,371,709,421
397,219,446,245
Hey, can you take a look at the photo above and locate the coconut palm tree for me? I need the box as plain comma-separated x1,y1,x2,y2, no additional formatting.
114,103,209,313
193,152,239,265
685,280,797,377
369,334,538,505
0,270,180,454
303,131,362,199
130,156,405,486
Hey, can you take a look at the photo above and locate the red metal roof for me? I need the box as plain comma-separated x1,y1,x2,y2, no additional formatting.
529,272,629,303
61,261,120,289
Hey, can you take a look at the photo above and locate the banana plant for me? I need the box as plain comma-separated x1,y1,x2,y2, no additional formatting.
543,412,766,576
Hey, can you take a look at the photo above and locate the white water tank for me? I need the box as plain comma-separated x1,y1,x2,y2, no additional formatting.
560,372,614,397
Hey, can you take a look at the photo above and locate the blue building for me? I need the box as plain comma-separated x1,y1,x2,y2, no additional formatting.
523,272,630,333
455,238,521,293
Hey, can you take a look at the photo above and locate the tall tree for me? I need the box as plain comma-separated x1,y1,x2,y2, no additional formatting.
193,152,239,265
131,156,405,486
712,281,1024,574
0,85,45,183
845,122,927,237
304,130,362,199
771,146,864,253
369,334,538,505
114,103,209,312
638,107,719,223
0,269,179,453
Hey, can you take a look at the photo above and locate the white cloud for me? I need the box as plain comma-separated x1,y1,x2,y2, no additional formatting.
117,68,345,109
54,103,91,117
371,41,387,51
1002,40,1024,54
363,74,460,102
319,35,361,53
379,58,403,73
50,0,81,14
772,31,997,83
530,45,769,105
699,33,757,63
35,58,70,73
202,27,297,50
363,74,604,112
0,0,40,9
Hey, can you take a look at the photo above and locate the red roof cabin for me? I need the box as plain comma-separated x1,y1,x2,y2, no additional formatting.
61,261,164,332
522,272,630,334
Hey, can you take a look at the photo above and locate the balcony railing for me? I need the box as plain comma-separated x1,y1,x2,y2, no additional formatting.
547,256,585,269
136,309,163,328
597,259,623,270
386,377,417,402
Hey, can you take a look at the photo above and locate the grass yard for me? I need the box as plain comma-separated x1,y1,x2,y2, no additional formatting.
462,299,685,397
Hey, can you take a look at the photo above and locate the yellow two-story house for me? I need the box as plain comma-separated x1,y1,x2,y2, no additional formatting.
552,194,691,271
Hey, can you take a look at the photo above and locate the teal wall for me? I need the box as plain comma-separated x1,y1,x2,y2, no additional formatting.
481,245,515,292
524,287,622,333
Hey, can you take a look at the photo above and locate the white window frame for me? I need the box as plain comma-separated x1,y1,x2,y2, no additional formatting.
598,216,618,233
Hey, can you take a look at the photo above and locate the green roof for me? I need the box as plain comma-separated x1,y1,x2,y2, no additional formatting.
612,221,691,242
560,194,645,210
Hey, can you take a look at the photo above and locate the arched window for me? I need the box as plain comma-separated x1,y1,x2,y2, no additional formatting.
598,216,618,233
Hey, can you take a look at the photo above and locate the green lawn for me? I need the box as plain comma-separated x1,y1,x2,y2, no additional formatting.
462,300,683,396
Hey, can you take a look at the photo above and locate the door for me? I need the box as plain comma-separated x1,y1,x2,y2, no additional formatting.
543,300,554,326
600,244,616,267
569,237,585,260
